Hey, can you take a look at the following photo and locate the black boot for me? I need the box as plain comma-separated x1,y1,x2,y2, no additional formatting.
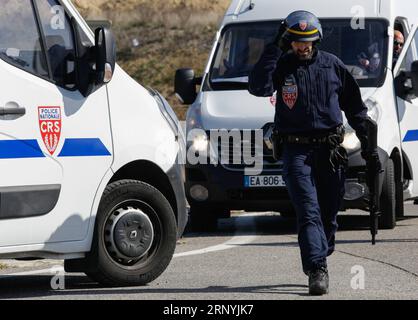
308,266,329,296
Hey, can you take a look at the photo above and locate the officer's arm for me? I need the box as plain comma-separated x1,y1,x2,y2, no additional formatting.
337,61,370,139
248,43,281,97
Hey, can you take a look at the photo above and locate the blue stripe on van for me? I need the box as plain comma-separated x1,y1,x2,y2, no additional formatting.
0,140,45,159
403,130,418,142
58,138,111,157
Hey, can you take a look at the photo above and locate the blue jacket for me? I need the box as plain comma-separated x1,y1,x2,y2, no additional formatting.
249,43,369,136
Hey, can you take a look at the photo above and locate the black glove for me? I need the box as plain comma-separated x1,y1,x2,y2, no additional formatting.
274,22,289,51
329,145,348,172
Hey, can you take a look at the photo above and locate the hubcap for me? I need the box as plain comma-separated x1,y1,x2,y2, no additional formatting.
105,207,155,264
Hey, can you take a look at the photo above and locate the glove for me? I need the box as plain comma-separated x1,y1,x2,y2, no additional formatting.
274,22,289,51
329,145,348,172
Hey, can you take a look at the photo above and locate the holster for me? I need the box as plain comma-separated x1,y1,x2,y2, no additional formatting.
327,126,348,172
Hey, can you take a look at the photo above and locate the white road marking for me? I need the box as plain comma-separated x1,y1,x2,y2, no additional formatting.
174,213,259,258
0,266,64,278
174,234,258,258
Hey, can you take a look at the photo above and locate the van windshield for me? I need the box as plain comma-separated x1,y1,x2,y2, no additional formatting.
208,19,389,90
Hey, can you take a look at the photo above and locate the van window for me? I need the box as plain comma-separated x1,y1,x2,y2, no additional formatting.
35,0,76,89
0,0,49,78
209,19,389,90
397,31,418,75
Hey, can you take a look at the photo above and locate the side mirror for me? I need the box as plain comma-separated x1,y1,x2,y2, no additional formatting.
395,60,418,100
410,60,418,97
175,68,202,105
72,17,116,97
95,27,116,85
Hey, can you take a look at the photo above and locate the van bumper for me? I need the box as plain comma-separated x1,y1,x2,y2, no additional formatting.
185,163,293,212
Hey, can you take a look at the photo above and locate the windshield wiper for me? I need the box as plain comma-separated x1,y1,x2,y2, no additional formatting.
0,52,29,68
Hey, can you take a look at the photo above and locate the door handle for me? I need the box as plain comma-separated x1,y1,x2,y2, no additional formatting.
0,102,26,116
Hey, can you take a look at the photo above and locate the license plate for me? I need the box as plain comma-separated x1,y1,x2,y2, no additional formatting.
244,175,286,188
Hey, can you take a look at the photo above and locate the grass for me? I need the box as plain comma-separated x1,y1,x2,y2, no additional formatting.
115,21,217,119
74,1,227,120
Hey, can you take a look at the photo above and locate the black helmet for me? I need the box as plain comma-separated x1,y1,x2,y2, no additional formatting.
278,10,323,50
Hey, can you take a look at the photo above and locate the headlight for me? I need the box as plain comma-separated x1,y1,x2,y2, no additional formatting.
365,98,381,123
191,132,209,152
186,104,212,160
186,103,204,131
342,98,381,154
342,130,361,154
187,103,207,151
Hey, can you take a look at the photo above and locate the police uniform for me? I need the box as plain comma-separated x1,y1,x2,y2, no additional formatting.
248,11,372,294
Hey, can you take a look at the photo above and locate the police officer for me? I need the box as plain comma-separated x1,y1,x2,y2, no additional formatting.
393,30,405,67
248,11,381,295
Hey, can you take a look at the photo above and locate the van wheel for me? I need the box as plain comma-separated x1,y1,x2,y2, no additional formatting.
84,180,177,287
380,159,397,230
189,205,219,232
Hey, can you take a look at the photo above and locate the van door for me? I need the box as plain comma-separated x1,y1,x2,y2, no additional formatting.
0,0,113,248
394,25,418,196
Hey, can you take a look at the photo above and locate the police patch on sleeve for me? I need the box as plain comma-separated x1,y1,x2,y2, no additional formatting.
282,75,298,110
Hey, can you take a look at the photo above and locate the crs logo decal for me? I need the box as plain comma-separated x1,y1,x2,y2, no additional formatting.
38,106,62,155
282,75,298,110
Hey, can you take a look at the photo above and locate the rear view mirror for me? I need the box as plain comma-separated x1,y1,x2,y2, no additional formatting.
175,69,202,105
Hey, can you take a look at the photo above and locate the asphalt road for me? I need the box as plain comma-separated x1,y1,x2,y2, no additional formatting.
0,203,418,300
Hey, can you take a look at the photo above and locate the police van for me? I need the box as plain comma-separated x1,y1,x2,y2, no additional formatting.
175,0,418,231
0,0,187,286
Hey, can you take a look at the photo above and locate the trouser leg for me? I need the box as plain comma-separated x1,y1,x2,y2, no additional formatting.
313,146,346,257
282,144,328,274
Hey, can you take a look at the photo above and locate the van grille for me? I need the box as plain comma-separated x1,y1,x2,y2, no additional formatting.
207,126,283,171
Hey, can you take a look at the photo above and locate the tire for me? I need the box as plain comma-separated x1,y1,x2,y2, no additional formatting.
394,160,405,219
78,180,177,287
189,205,220,232
380,159,397,230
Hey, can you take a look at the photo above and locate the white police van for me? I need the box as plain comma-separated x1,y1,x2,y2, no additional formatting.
175,0,418,231
0,0,187,287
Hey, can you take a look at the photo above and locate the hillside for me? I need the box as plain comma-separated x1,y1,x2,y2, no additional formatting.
73,0,231,119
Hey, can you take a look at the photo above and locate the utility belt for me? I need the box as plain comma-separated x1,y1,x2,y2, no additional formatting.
271,125,347,172
282,135,331,145
280,125,345,146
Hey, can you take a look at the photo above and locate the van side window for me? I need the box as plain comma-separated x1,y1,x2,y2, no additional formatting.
398,32,417,75
0,0,49,78
35,0,76,89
